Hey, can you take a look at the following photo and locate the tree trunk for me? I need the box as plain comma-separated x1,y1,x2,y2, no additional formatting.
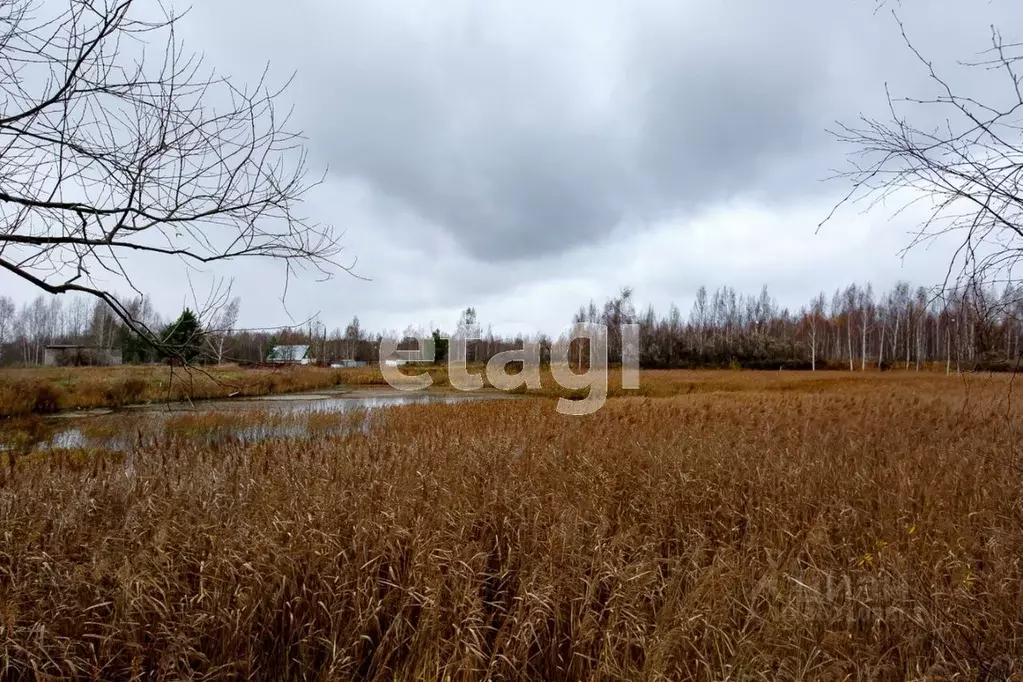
946,324,952,376
847,320,854,371
878,323,885,370
861,313,868,371
907,315,912,369
810,326,816,371
916,318,922,371
892,314,899,368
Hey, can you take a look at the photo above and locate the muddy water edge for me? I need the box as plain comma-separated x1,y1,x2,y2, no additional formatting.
0,388,516,454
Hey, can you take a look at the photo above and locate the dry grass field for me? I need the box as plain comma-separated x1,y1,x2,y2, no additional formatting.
1,370,1022,680
0,361,976,417
0,364,351,417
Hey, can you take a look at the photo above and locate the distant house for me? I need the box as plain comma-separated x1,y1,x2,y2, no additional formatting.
267,345,312,365
44,345,122,367
331,359,366,368
383,349,425,367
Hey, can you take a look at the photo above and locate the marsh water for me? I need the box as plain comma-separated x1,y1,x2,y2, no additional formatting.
0,389,508,454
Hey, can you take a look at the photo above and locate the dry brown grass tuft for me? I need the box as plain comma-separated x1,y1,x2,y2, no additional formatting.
0,373,1021,679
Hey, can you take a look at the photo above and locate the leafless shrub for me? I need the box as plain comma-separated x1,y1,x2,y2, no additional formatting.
827,12,1023,299
0,0,353,359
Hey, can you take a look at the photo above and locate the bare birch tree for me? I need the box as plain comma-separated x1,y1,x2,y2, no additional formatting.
0,295,14,362
808,293,825,371
203,297,240,365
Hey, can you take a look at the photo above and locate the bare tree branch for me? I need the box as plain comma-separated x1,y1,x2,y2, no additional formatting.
0,0,356,361
824,11,1023,304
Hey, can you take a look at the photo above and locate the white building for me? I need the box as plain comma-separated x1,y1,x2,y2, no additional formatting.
267,345,312,365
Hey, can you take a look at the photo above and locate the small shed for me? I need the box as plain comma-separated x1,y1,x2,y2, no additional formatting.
267,345,312,365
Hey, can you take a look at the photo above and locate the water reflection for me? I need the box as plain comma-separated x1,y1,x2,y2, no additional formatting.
1,392,502,453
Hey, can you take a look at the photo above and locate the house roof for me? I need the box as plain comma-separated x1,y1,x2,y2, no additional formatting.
267,344,310,361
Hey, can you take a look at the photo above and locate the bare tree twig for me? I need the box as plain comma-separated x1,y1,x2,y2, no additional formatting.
824,11,1023,309
0,0,357,363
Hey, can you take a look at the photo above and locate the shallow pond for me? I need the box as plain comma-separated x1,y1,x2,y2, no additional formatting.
1,390,510,453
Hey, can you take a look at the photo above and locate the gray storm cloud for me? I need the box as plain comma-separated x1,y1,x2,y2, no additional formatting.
277,1,839,261
179,0,1023,266
176,1,890,261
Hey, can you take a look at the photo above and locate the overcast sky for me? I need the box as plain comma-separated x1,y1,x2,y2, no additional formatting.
4,0,1022,335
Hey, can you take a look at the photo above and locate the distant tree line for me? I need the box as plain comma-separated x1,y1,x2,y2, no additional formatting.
0,294,211,367
578,281,1023,372
627,281,1023,372
2,279,1022,372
